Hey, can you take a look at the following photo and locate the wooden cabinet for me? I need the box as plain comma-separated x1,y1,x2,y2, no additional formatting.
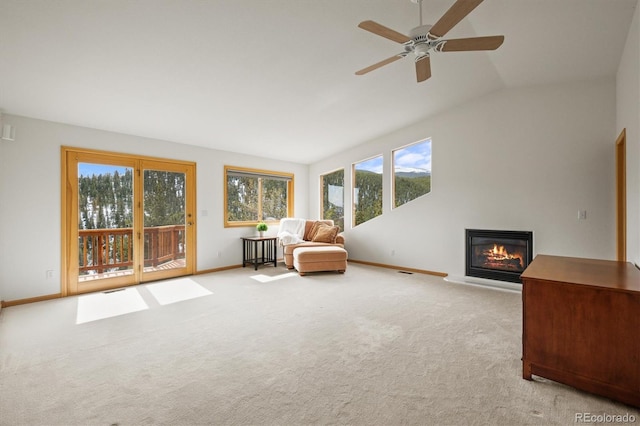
521,255,640,407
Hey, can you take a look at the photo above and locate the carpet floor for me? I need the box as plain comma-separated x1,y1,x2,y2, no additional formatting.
0,263,638,425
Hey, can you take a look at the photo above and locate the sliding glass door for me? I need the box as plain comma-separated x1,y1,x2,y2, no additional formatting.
63,148,196,295
141,161,193,282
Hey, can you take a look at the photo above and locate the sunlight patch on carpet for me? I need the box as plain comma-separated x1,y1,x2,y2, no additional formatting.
250,272,298,283
146,278,212,305
76,288,149,324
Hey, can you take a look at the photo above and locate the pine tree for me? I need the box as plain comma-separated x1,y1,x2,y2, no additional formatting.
354,170,383,226
322,170,345,231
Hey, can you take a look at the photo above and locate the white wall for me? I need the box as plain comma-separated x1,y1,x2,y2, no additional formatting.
0,120,7,305
309,79,617,278
0,115,309,301
0,76,626,302
617,1,640,266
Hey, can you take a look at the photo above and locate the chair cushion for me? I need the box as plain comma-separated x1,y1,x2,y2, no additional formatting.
303,220,334,241
311,225,340,243
294,246,348,263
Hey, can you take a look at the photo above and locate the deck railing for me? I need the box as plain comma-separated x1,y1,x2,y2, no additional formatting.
78,225,186,275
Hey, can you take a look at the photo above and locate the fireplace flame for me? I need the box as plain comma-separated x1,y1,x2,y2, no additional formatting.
492,244,508,257
484,244,523,269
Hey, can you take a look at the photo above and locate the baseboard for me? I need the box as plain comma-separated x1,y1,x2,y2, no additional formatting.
444,275,521,293
348,259,448,277
0,261,446,308
2,265,245,307
2,293,63,308
195,264,243,275
196,257,290,275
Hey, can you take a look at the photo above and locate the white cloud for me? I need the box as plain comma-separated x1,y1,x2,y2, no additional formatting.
394,140,431,172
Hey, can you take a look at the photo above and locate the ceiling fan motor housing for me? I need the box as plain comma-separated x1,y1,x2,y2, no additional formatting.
409,24,433,42
407,24,439,59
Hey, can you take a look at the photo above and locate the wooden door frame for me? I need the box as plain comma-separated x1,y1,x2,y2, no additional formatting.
138,159,197,283
61,146,197,296
616,129,626,262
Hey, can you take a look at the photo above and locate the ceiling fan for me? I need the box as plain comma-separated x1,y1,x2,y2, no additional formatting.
355,0,504,83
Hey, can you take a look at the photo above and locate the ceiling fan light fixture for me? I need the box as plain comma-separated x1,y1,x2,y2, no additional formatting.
413,43,430,58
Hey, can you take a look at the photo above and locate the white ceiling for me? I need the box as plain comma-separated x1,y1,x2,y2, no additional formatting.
0,0,636,164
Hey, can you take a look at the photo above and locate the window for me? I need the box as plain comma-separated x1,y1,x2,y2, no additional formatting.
224,166,294,227
353,155,383,227
320,168,344,231
393,139,431,208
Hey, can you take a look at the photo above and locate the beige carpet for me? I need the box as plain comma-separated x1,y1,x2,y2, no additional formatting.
0,263,638,425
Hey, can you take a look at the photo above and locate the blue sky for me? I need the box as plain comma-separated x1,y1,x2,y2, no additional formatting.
394,139,431,173
79,163,131,177
354,138,431,174
355,156,383,174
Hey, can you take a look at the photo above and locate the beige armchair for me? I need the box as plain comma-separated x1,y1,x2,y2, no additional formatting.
280,219,345,269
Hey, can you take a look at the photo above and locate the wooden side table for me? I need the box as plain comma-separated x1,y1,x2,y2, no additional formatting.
241,237,278,270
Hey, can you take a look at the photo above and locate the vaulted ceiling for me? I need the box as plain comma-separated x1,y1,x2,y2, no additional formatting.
0,0,636,163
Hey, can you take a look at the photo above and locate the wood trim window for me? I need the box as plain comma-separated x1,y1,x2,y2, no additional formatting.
392,138,432,209
224,165,294,227
320,168,345,231
352,155,383,227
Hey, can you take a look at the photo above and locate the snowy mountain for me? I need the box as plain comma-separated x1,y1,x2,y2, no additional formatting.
394,167,431,178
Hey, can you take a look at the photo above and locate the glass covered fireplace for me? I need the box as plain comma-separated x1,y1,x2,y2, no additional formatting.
465,229,533,283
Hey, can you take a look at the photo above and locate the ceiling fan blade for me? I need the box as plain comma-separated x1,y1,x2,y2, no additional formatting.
429,0,484,38
358,20,412,44
415,57,432,83
355,54,404,75
440,35,504,52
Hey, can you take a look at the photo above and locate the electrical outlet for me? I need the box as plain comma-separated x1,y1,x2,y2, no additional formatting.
578,210,587,220
45,270,54,279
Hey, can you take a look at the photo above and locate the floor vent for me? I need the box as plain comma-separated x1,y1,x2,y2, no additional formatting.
102,288,126,294
397,271,413,275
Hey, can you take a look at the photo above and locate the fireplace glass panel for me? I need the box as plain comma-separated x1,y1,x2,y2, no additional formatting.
470,237,528,273
465,229,533,283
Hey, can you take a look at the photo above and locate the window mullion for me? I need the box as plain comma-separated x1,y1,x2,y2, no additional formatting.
257,177,263,221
